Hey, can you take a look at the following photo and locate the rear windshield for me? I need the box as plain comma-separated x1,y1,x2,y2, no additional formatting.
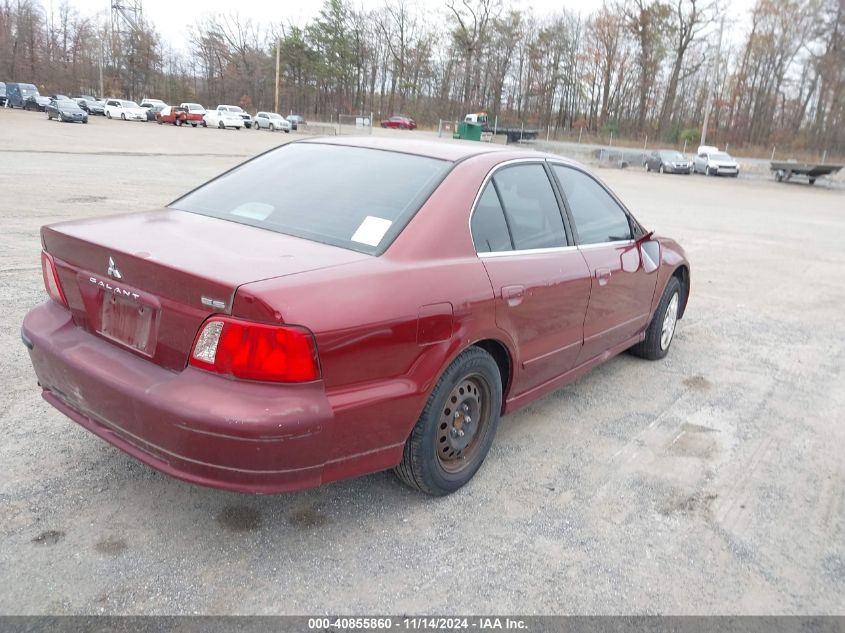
170,143,451,255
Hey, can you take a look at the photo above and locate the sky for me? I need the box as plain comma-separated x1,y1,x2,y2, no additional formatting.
65,0,757,54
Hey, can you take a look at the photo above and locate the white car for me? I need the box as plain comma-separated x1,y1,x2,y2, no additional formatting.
215,104,253,128
202,107,245,129
104,99,148,122
253,111,291,132
693,146,740,177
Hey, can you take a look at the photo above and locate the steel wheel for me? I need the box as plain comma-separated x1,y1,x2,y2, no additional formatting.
436,375,492,473
660,292,679,351
395,347,502,495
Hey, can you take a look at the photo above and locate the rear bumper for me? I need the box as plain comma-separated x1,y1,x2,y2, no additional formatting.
23,300,337,493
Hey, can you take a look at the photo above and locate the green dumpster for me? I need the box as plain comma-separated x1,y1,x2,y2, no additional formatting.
454,121,484,141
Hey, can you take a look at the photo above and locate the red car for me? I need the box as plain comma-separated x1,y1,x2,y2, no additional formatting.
22,138,689,496
155,105,189,126
381,115,416,130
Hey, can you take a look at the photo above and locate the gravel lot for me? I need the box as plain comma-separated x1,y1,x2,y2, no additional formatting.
1,107,843,615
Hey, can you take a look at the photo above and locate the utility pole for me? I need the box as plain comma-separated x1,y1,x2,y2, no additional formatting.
274,37,281,113
700,15,725,148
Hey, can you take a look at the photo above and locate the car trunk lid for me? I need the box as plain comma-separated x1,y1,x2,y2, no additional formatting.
43,208,369,371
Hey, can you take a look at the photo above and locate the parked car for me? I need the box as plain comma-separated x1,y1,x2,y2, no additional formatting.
215,104,253,128
46,97,88,123
287,114,305,130
144,103,166,121
693,146,739,177
156,105,189,125
202,107,244,129
24,91,52,111
644,150,692,174
253,111,291,132
104,99,147,122
21,138,689,496
381,115,416,130
73,96,105,115
179,103,206,127
4,82,40,108
0,82,6,106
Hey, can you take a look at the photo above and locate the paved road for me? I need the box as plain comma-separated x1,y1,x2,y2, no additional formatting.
1,108,843,615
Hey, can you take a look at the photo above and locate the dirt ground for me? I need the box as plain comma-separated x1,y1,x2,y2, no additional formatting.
0,107,843,615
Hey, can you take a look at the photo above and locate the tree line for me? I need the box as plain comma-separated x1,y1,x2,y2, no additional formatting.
1,0,842,153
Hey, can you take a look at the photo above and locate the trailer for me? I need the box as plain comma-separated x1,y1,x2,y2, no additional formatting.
770,161,843,185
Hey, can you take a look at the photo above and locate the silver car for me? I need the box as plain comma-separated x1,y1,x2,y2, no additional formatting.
693,147,740,177
254,112,291,132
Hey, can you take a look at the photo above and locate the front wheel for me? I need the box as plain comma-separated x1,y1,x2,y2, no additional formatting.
106,111,112,119
395,347,502,495
630,276,682,360
659,164,665,174
218,121,225,129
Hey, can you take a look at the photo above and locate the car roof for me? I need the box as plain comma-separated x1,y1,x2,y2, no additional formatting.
299,136,560,163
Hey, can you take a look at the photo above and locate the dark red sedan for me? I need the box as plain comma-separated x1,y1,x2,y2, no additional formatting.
22,138,689,496
381,115,416,130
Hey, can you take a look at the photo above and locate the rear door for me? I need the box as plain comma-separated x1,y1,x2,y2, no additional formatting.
473,162,592,395
550,163,658,364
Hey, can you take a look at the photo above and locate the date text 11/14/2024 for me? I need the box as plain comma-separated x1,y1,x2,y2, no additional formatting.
308,617,528,630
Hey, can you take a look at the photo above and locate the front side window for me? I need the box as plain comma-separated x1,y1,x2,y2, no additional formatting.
492,164,567,250
552,165,632,245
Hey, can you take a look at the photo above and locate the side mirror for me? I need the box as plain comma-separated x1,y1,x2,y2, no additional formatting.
640,239,660,273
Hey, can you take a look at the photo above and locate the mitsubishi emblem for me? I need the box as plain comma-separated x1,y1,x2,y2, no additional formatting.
107,256,123,280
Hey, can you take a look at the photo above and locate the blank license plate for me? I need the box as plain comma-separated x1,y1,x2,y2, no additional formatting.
100,295,155,354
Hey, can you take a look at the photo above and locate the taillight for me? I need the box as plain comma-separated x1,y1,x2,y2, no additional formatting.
41,251,68,308
189,317,320,383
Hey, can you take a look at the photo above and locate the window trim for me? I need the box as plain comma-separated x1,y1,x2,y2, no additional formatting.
468,158,574,256
547,160,645,245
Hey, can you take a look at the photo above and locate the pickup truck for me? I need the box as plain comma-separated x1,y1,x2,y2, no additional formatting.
179,103,206,127
156,105,189,126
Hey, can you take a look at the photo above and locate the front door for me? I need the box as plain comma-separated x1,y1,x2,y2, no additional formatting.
471,162,592,395
550,163,658,364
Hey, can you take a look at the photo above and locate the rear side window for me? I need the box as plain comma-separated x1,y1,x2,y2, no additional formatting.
471,184,512,253
493,164,566,250
171,143,451,255
552,165,632,244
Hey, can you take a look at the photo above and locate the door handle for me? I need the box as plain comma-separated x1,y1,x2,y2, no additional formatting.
596,268,612,286
502,285,525,307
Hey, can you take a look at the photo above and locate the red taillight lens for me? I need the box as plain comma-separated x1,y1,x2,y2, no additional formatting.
189,317,320,383
41,251,68,307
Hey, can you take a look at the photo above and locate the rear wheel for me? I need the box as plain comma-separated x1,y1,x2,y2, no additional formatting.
630,276,681,360
201,120,207,127
395,347,502,495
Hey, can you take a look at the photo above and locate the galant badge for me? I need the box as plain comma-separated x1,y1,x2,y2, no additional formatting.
107,256,122,280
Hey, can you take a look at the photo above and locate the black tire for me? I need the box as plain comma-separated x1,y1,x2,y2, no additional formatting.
809,177,816,185
121,113,126,120
395,347,502,495
191,123,197,127
659,164,664,174
107,111,111,119
630,276,682,361
201,120,207,128
645,162,651,172
218,121,224,129
176,118,182,126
